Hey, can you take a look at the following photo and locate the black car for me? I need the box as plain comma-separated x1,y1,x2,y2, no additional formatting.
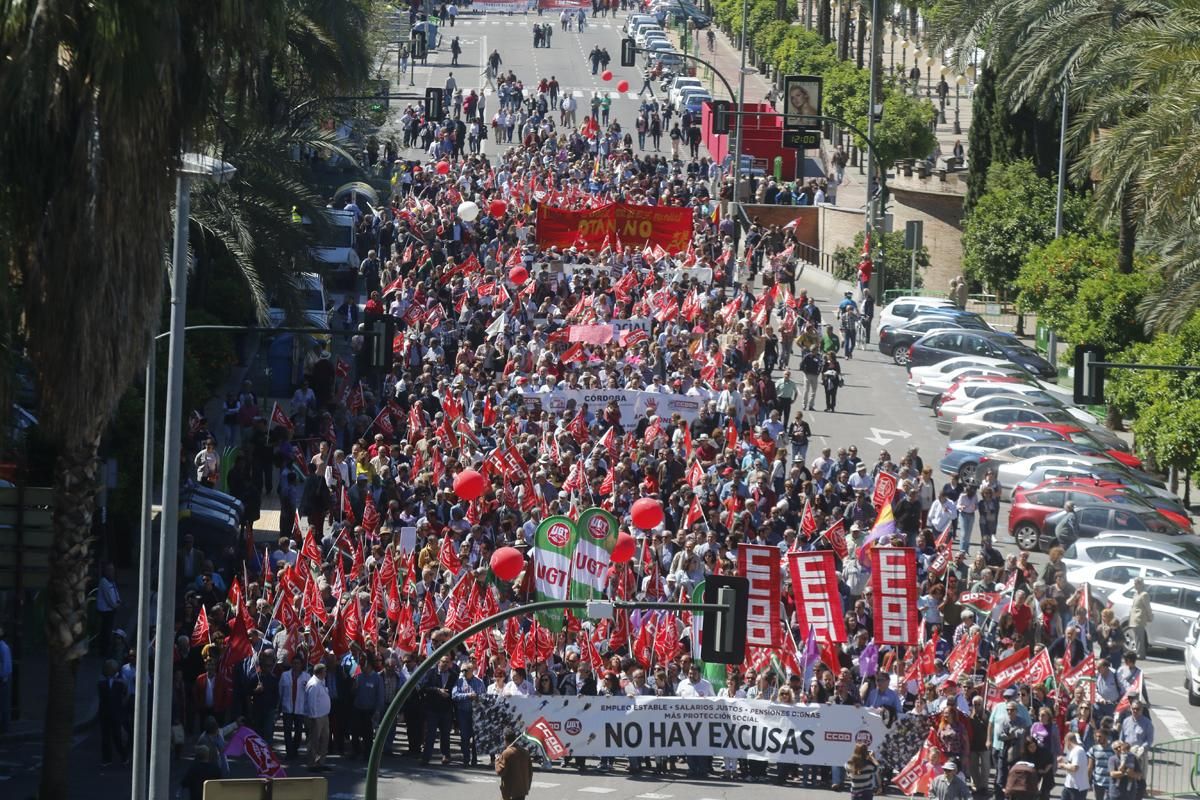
666,1,711,27
879,315,987,365
907,329,1057,379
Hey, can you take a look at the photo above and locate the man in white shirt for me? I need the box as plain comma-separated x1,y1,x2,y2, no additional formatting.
677,664,714,777
279,655,310,761
1058,732,1090,800
847,463,874,494
305,664,332,771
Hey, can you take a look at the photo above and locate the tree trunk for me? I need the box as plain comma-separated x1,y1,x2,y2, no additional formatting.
819,0,832,42
39,438,101,800
908,4,917,37
856,8,867,69
1117,192,1137,274
1105,404,1124,432
837,2,851,60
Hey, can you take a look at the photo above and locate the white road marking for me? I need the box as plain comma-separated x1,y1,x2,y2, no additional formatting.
578,788,618,794
864,426,913,445
467,776,499,783
1154,706,1196,739
637,794,674,799
1141,664,1188,675
531,781,561,788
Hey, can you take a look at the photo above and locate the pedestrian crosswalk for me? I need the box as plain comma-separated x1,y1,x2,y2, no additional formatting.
453,18,621,29
469,87,645,101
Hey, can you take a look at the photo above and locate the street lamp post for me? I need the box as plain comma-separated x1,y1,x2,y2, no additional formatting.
1048,78,1069,370
954,73,965,135
147,153,236,800
730,0,750,282
865,0,882,296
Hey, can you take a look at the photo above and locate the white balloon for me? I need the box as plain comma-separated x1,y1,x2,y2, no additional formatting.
457,201,479,222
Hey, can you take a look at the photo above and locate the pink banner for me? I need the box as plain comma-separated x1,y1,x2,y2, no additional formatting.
568,324,615,344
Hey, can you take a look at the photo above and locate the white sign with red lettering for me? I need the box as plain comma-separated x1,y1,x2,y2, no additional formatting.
738,543,781,648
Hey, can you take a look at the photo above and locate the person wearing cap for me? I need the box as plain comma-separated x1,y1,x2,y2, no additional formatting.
848,462,874,494
929,759,972,800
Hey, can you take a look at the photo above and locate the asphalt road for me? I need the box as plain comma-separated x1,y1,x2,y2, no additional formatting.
4,12,1197,800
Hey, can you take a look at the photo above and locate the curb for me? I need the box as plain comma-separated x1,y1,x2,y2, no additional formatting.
0,700,99,746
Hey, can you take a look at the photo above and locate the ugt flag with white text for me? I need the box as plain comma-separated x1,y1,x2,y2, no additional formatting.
568,507,619,601
533,515,577,632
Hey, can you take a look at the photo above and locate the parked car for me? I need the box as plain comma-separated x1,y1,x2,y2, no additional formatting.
907,330,1058,379
913,368,1034,407
908,355,1017,385
936,393,1092,434
931,376,1076,413
1108,575,1200,653
666,77,704,106
1184,618,1200,704
947,406,1086,442
1014,468,1185,509
1063,536,1200,575
1065,559,1199,604
938,429,1065,481
1000,421,1138,466
1009,484,1174,549
1022,504,1187,550
878,296,959,331
880,319,981,365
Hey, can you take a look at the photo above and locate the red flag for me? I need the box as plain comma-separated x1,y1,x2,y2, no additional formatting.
301,526,322,566
872,471,897,512
341,488,356,526
988,646,1031,690
269,402,294,433
190,605,211,647
632,618,655,667
525,717,568,761
369,406,395,440
822,517,848,559
342,595,364,647
685,495,705,527
418,589,439,634
946,628,980,681
725,418,738,451
361,492,380,535
393,605,417,652
303,574,328,623
438,535,462,574
1023,647,1054,687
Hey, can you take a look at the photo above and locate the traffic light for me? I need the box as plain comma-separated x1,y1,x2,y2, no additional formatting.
701,575,748,664
621,37,637,67
369,316,397,373
711,100,730,135
411,30,427,61
1073,344,1106,405
424,87,443,121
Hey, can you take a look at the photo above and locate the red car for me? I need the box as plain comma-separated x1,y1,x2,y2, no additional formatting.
1012,479,1190,534
1008,480,1173,543
1001,421,1143,469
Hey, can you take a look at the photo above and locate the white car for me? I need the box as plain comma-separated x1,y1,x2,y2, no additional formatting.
1065,559,1199,603
996,454,1133,490
1185,618,1200,704
1108,575,1200,653
879,296,960,331
909,366,1032,407
675,86,711,112
933,377,1077,411
625,14,657,33
1062,536,1200,575
667,77,704,106
907,357,1023,389
267,271,329,335
936,393,1092,433
635,25,664,46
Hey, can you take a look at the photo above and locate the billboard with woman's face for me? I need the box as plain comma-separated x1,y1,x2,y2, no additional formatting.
783,75,822,131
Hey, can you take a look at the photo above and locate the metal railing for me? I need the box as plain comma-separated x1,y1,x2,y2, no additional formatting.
1147,737,1200,798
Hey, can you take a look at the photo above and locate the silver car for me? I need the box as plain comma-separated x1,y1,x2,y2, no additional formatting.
1107,575,1200,653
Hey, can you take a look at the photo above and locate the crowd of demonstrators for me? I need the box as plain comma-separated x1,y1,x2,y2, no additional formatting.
122,62,1161,800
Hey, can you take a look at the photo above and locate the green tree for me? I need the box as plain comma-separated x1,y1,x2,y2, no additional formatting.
1063,267,1160,353
832,229,930,293
1107,313,1200,421
1132,399,1200,475
1014,234,1117,331
961,160,1089,293
868,91,939,168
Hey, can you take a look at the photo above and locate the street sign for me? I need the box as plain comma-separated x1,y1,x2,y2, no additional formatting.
904,220,923,250
410,30,427,61
424,87,443,121
621,37,637,67
782,129,819,149
701,575,748,664
1073,344,1106,405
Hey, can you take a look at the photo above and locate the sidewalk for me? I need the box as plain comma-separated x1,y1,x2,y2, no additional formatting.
0,650,101,746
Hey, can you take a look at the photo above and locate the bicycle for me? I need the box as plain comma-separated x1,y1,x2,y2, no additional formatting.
706,30,715,52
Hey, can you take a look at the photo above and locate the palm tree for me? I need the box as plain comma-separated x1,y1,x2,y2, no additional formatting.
0,1,371,796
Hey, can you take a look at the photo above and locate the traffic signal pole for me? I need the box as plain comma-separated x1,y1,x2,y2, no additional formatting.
363,598,732,800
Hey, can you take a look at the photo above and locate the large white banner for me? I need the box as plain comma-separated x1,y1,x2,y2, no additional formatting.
476,696,886,765
520,388,705,423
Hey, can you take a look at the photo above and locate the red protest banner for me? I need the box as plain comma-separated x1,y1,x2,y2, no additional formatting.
988,646,1031,690
737,543,782,648
869,547,919,645
525,715,568,759
536,202,694,252
786,551,847,643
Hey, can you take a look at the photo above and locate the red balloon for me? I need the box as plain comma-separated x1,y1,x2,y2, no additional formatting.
616,79,630,93
490,199,508,217
611,532,637,563
490,546,526,582
509,265,529,285
602,70,613,82
435,160,451,175
452,468,486,501
631,497,664,530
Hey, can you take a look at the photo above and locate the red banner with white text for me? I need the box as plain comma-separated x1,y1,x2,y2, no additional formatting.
869,547,919,645
786,551,846,643
738,543,781,648
536,202,694,252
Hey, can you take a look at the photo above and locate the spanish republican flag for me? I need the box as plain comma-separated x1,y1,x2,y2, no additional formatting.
710,204,720,224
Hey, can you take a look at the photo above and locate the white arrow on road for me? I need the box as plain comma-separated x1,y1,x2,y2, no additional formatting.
864,427,913,446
